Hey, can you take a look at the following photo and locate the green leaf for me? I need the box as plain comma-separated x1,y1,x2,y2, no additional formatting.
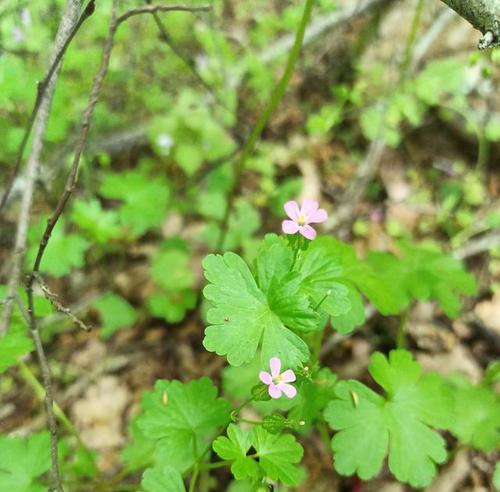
151,249,195,292
0,432,50,492
147,244,197,323
141,466,186,492
71,198,123,244
203,252,309,367
147,290,197,323
299,237,403,333
213,425,304,486
256,236,319,333
0,322,33,373
137,377,231,472
252,427,303,486
298,239,352,320
414,58,466,105
213,425,261,481
288,367,337,429
121,419,155,472
448,378,500,452
99,170,170,236
324,350,452,487
27,217,89,277
366,243,477,318
94,293,137,339
494,462,500,491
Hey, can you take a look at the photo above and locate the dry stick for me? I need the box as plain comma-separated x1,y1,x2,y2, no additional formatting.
28,2,211,278
439,0,500,49
144,0,216,99
34,273,91,332
0,0,85,338
144,0,245,150
0,0,95,212
453,229,500,260
216,0,315,251
20,4,210,489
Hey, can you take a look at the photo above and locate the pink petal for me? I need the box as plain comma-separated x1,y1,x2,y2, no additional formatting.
279,383,297,399
268,383,282,399
259,371,272,385
282,220,299,234
269,357,281,378
284,201,300,220
300,199,319,219
280,369,296,383
299,224,316,240
308,208,328,224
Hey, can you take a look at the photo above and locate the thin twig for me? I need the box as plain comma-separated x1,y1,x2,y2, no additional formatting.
0,0,89,337
116,4,210,24
216,0,315,250
19,6,209,485
144,0,216,97
34,273,91,332
29,3,211,279
25,4,119,489
0,0,95,211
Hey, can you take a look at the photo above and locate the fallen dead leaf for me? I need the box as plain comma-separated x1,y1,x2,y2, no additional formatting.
72,376,130,455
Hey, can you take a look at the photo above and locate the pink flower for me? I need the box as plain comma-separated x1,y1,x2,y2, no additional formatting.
259,357,297,399
282,199,328,240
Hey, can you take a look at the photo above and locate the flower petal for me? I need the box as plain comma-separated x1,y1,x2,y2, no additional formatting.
259,371,272,385
284,201,300,220
268,383,282,399
299,224,316,240
280,369,296,383
300,199,319,219
308,208,328,224
282,220,299,234
269,357,281,378
279,383,297,399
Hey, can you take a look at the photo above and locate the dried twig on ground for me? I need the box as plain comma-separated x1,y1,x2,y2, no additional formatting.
453,229,500,260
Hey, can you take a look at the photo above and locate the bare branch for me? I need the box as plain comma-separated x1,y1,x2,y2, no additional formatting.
34,274,91,332
439,0,500,48
0,0,85,337
116,4,210,24
0,0,95,211
29,3,211,279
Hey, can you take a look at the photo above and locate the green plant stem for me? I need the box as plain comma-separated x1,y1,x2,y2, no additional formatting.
396,308,410,349
317,421,331,451
232,416,263,426
188,465,200,492
217,0,315,251
17,360,89,451
311,328,325,365
476,122,490,171
400,0,424,79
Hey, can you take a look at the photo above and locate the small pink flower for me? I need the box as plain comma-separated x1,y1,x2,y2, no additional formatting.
282,199,328,240
259,357,297,399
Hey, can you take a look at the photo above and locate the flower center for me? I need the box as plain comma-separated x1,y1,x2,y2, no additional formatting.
273,375,284,384
297,214,306,226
